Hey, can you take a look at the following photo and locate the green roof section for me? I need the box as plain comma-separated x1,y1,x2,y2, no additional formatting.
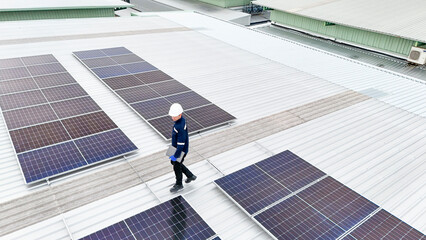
0,0,132,12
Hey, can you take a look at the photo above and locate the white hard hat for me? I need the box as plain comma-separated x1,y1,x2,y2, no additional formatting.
168,103,183,117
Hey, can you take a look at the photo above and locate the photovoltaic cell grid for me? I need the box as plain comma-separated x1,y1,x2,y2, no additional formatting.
215,150,423,240
0,54,138,184
73,47,235,140
80,196,218,240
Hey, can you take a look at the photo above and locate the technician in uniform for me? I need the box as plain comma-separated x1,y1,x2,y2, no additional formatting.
168,103,197,193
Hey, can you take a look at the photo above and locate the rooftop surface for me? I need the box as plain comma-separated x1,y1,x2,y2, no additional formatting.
0,0,132,11
0,11,424,239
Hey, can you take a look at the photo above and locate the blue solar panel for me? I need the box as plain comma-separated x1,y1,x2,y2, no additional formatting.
121,62,157,74
75,129,137,164
80,221,134,240
18,142,87,183
91,65,130,79
255,195,346,240
73,50,107,60
101,47,132,56
215,165,291,215
255,150,326,192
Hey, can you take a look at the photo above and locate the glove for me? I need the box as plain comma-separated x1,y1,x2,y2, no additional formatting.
169,155,177,162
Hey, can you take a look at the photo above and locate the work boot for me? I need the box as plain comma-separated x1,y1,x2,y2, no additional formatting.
170,184,184,193
185,175,197,183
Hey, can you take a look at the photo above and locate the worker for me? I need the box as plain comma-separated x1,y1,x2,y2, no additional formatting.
168,103,197,193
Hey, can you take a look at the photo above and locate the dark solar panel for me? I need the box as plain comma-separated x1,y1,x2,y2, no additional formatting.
254,195,345,240
186,104,235,128
215,165,291,215
73,49,107,60
21,54,58,66
101,47,132,56
148,115,204,139
80,221,134,240
133,70,173,84
50,96,101,119
125,196,216,240
211,237,221,240
82,57,117,68
131,97,171,120
62,112,117,139
3,104,58,130
103,75,144,90
41,84,88,102
0,57,24,69
116,85,161,103
18,142,86,183
148,80,190,96
26,62,66,76
165,91,211,110
345,209,425,240
0,67,31,81
121,62,157,74
74,129,137,164
110,54,144,64
298,177,378,231
0,77,38,95
10,121,71,153
255,150,326,192
33,72,77,88
0,90,47,110
92,65,130,79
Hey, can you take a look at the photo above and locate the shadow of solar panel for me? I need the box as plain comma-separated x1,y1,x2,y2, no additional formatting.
133,70,173,84
254,195,345,240
21,54,58,66
74,49,107,60
125,196,216,240
131,97,171,120
103,75,144,90
0,90,46,110
186,104,235,128
80,221,134,240
116,85,160,103
0,57,24,69
62,112,117,139
26,62,66,76
0,67,31,81
215,165,291,215
74,129,137,164
255,150,326,192
4,104,58,130
42,84,88,102
101,47,132,56
18,141,86,184
298,177,378,231
10,121,71,153
148,115,203,139
33,72,77,88
149,80,190,96
0,77,38,95
82,57,117,68
92,65,130,79
344,209,425,240
166,91,211,110
121,62,157,74
111,54,144,64
50,96,101,119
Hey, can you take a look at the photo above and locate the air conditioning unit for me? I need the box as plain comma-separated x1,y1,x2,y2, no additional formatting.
407,46,426,65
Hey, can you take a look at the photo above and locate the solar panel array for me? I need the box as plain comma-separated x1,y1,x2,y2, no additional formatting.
81,196,218,240
73,47,235,140
0,54,138,184
215,150,424,240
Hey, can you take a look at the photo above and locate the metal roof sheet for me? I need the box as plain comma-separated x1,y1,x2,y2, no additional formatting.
0,0,132,12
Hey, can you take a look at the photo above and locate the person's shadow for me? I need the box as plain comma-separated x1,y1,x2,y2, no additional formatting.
169,197,187,240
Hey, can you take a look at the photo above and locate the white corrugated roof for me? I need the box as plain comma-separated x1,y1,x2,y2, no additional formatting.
0,0,132,11
253,0,426,43
0,11,425,239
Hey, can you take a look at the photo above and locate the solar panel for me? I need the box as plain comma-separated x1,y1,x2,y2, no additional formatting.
73,47,235,140
215,165,291,215
81,196,217,240
0,54,138,184
255,150,326,192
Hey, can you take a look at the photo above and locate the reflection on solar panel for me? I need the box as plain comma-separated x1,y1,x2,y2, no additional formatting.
0,54,138,184
74,47,235,140
81,196,218,240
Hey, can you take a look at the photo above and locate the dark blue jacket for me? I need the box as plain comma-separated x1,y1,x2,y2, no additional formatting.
171,117,189,158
